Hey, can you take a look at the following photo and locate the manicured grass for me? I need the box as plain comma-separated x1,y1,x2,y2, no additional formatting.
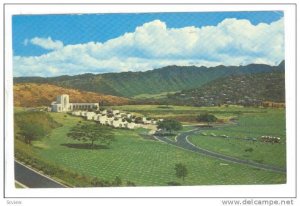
133,91,177,99
189,109,286,168
109,104,268,123
110,104,262,112
27,111,285,186
181,125,197,132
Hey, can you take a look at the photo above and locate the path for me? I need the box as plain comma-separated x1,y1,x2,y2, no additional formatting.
15,160,67,188
154,128,286,173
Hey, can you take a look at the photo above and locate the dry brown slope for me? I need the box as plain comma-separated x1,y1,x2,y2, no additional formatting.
14,83,129,107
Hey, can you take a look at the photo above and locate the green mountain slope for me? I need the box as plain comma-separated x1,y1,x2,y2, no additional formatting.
159,71,285,107
14,61,284,97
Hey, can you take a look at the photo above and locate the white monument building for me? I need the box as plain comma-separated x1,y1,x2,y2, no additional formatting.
51,94,99,112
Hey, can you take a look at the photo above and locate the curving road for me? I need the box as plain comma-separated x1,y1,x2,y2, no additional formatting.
15,161,67,188
154,128,286,173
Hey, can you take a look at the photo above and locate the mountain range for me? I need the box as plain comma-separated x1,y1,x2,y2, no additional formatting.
14,61,284,98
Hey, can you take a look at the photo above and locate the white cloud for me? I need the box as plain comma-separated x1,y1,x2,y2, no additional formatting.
14,18,284,77
29,37,64,50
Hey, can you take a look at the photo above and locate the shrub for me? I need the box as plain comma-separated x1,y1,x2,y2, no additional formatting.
245,148,254,152
157,119,182,134
167,181,181,186
126,181,136,186
14,111,61,144
196,113,217,125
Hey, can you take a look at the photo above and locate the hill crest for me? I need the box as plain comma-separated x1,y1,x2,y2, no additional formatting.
14,61,284,97
14,83,129,107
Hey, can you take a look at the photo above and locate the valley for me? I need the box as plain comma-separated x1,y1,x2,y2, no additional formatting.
13,62,286,187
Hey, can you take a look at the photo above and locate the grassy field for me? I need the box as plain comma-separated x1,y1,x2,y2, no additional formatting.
133,91,177,99
109,104,267,123
188,109,286,168
111,105,286,168
14,105,286,186
15,108,284,186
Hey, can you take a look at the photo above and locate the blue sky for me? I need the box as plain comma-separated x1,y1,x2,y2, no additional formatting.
12,11,284,77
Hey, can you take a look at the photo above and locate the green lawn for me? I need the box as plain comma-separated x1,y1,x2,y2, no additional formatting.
109,104,269,123
25,111,286,186
110,104,263,113
133,91,177,99
189,109,286,168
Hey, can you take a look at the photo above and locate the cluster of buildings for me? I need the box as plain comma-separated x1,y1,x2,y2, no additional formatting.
71,109,158,129
51,94,160,130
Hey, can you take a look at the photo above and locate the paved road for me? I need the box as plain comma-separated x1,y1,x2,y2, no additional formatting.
154,128,286,173
15,161,67,188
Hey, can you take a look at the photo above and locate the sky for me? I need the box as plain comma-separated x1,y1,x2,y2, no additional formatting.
12,11,284,77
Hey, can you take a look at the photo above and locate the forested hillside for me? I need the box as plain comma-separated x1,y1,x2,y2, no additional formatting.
14,62,284,97
157,71,285,107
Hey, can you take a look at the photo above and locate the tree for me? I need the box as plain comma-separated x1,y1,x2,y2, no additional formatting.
99,100,105,108
67,123,114,149
134,117,143,124
196,113,217,125
175,163,188,182
18,122,46,144
157,119,182,134
15,111,61,144
125,117,132,123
